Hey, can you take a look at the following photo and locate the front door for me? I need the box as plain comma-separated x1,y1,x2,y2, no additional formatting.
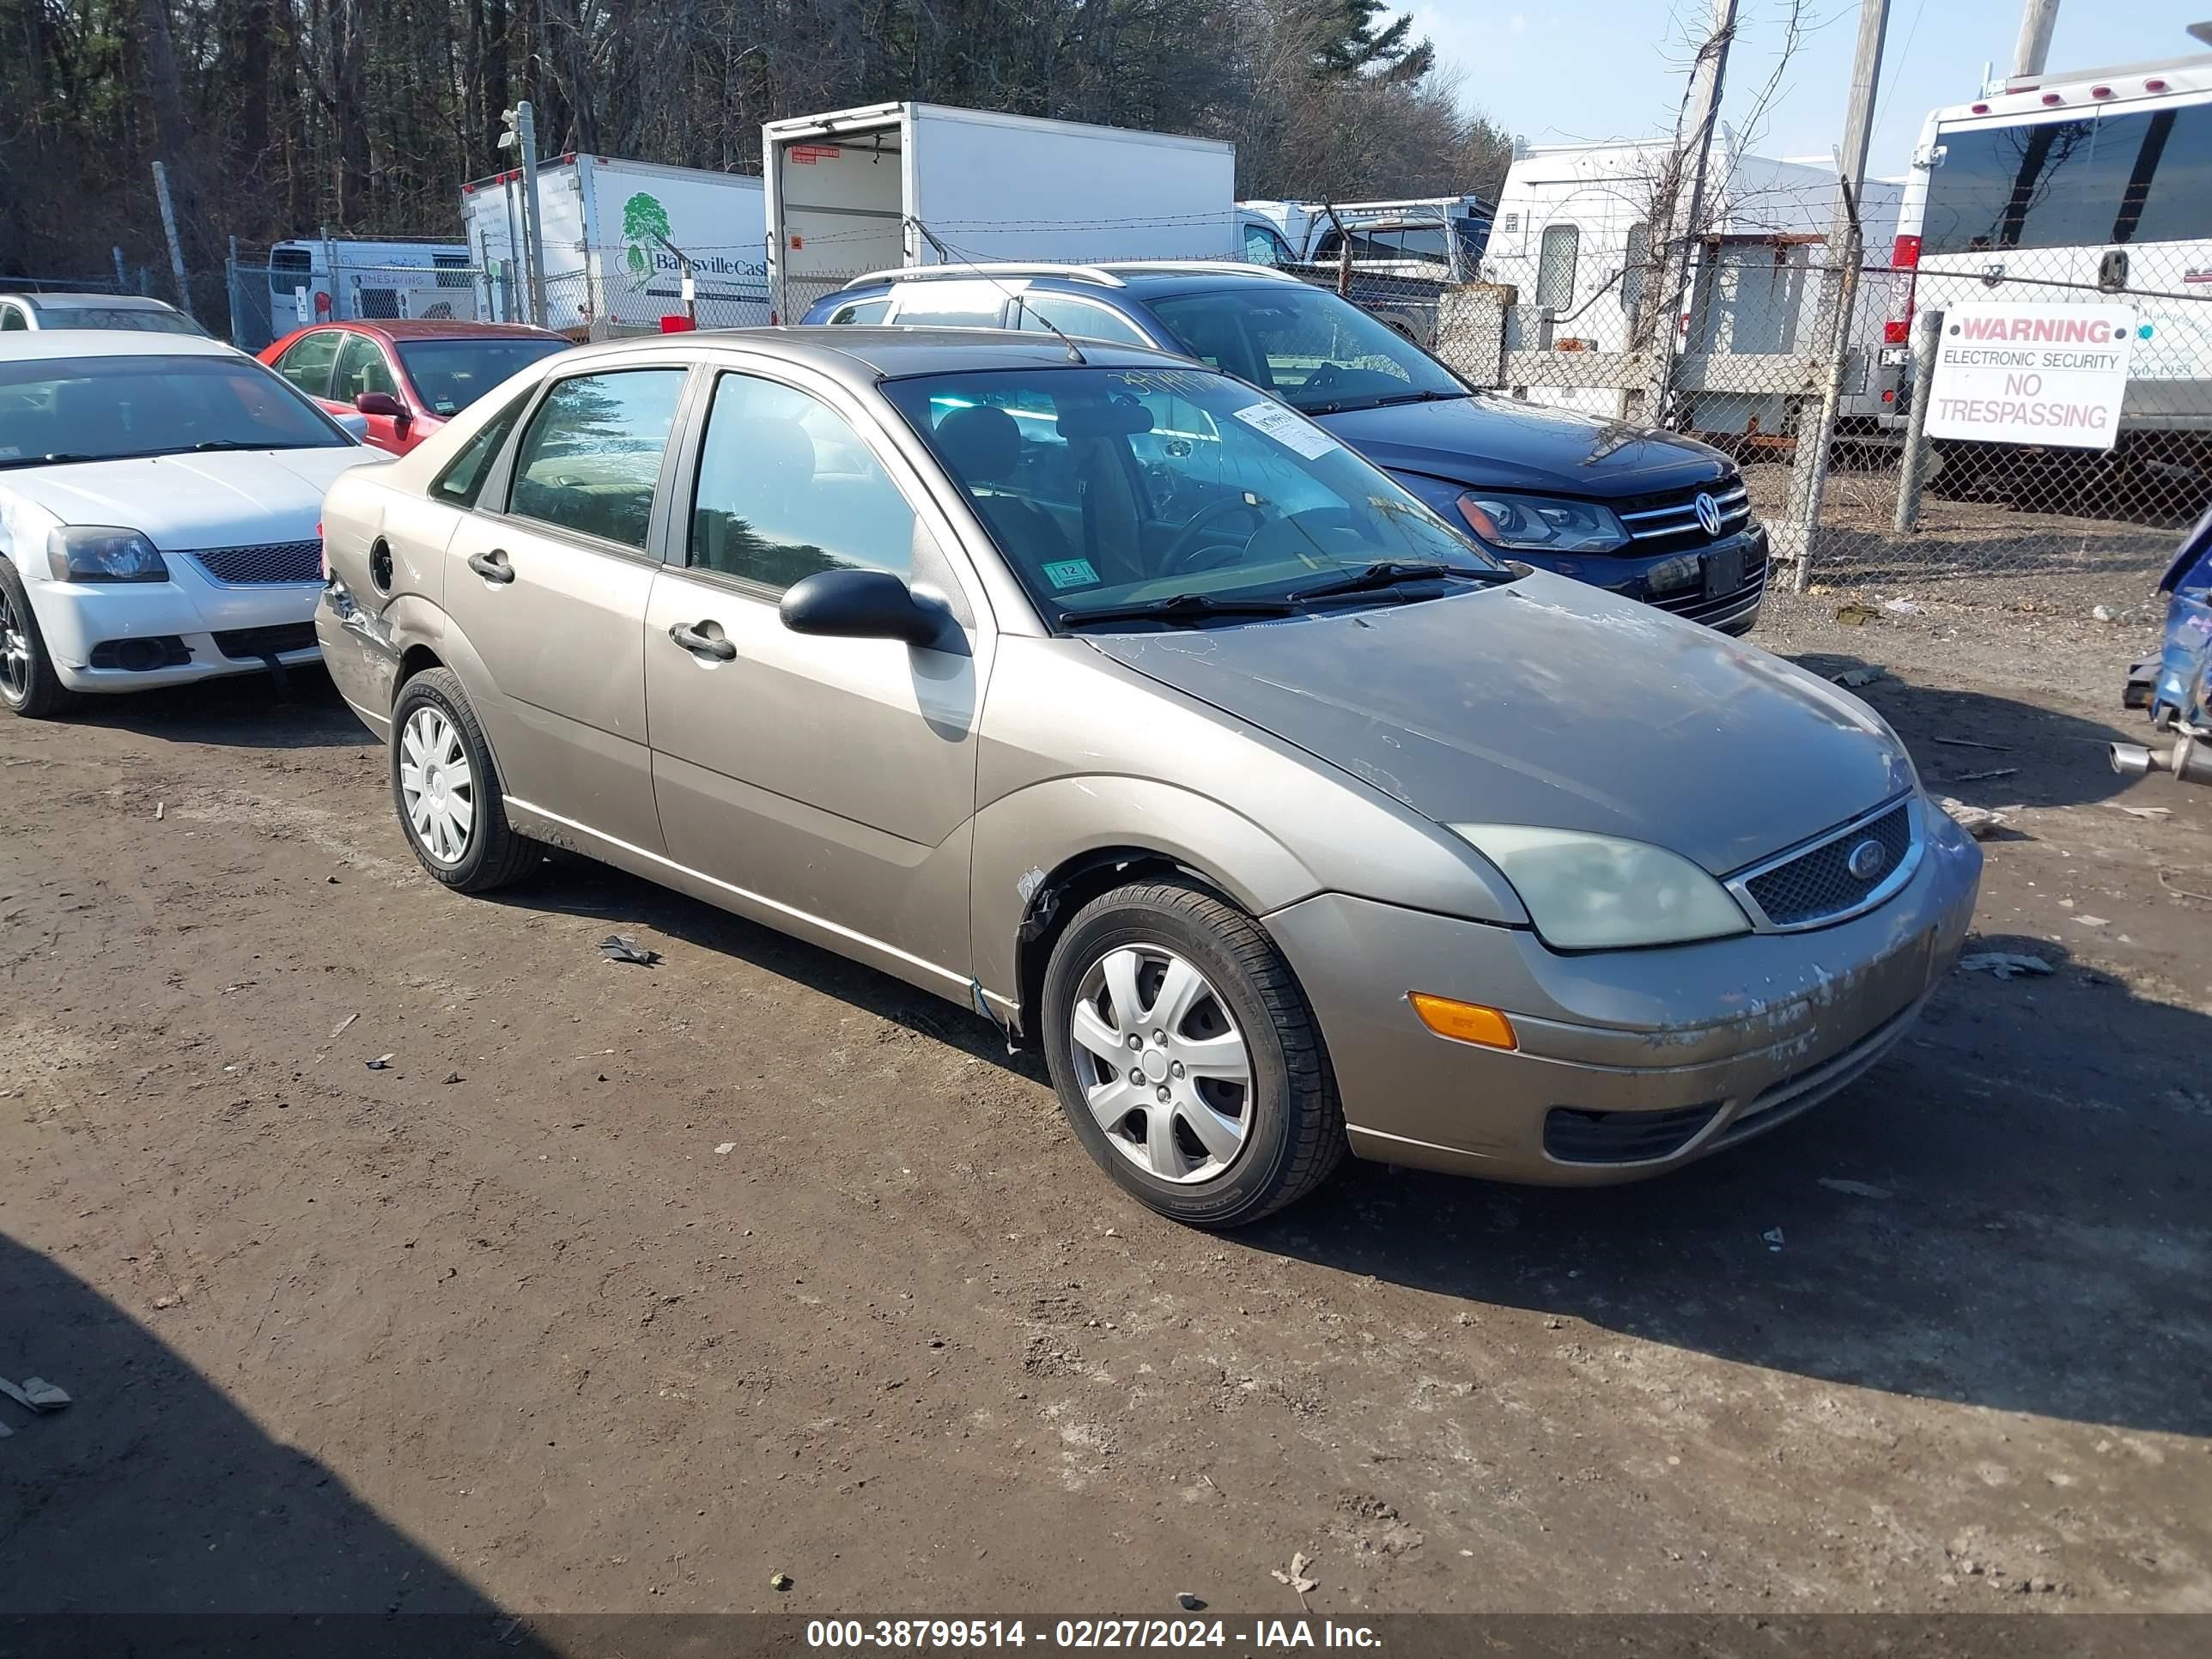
643,363,992,993
444,362,690,854
332,332,410,451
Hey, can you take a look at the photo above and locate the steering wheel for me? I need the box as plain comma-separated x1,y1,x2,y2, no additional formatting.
1302,362,1348,395
1161,499,1270,574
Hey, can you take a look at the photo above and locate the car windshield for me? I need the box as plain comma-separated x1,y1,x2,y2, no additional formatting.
882,364,1503,623
41,307,204,336
397,337,571,416
1146,285,1465,416
0,354,346,468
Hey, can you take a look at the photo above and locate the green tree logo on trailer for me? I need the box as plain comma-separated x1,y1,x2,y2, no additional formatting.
623,192,672,275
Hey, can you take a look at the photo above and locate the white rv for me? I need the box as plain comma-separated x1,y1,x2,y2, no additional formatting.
463,153,769,335
1893,45,2212,443
1484,138,1902,431
762,103,1238,322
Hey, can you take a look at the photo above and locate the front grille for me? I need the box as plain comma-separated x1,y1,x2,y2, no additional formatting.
212,622,319,660
1741,802,1914,927
1545,1103,1719,1165
1648,550,1769,625
185,539,323,586
1615,477,1753,545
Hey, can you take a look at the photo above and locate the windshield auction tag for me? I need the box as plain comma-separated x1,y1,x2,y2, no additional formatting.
1232,402,1340,460
1042,557,1100,591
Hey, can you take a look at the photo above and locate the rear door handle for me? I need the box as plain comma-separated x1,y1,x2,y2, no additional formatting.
467,549,514,585
670,620,737,662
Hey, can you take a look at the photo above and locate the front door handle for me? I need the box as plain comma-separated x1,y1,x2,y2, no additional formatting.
467,549,515,585
670,620,737,662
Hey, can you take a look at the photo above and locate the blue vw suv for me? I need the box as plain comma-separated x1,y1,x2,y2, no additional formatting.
803,263,1770,633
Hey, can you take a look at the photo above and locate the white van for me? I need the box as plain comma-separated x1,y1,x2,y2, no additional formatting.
265,239,476,331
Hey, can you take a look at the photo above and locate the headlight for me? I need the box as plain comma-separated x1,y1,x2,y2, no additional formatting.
46,526,169,583
1456,491,1628,553
1450,824,1749,950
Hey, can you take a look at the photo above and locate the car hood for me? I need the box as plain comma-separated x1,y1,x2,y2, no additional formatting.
1316,395,1732,496
2,447,379,549
1084,573,1915,877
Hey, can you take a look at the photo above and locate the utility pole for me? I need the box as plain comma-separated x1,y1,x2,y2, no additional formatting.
151,161,195,322
2013,0,2060,79
500,101,549,326
1781,0,1891,592
1639,0,1738,425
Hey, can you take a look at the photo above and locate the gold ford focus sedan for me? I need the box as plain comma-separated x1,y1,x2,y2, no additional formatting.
315,330,1980,1227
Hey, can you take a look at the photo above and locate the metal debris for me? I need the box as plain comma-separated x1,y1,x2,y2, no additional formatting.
1831,665,1887,688
1762,1227,1785,1251
0,1376,70,1413
2111,804,2172,820
1933,737,2012,752
366,1054,395,1070
1939,798,2009,839
1946,767,2020,784
1959,952,2054,980
599,934,660,966
1818,1178,1893,1200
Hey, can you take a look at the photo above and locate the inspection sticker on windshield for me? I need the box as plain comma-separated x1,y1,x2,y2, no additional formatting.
1232,401,1339,460
1042,557,1100,591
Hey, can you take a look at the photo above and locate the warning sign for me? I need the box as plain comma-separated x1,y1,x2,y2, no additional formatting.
1926,303,2138,450
788,145,841,164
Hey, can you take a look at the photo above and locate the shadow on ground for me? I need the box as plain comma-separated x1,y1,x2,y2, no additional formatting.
62,665,370,752
0,1231,551,1642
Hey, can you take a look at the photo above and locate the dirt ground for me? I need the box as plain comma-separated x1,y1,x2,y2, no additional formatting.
3,599,2209,1624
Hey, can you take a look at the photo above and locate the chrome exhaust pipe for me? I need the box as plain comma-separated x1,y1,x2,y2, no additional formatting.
2109,741,2154,778
2111,733,2212,786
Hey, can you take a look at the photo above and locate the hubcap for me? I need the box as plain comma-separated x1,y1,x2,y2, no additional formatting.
398,707,476,865
0,589,29,704
1068,945,1253,1184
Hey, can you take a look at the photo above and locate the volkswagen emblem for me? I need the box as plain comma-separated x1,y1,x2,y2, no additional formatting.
1845,839,1889,882
1693,491,1723,538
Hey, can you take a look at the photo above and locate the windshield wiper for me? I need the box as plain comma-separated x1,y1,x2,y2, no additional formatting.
0,453,102,471
187,440,328,453
1061,592,1302,628
1286,560,1516,604
1368,388,1471,408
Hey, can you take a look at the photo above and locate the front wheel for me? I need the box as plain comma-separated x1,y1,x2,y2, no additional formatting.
0,558,76,720
1041,880,1346,1227
389,667,538,892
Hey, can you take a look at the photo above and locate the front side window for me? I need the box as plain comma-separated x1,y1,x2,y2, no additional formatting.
506,368,686,550
1536,224,1580,310
828,299,890,325
1018,295,1149,348
0,355,348,469
334,333,398,403
882,365,1498,623
1242,222,1287,266
1146,286,1462,415
0,307,26,332
689,373,915,590
397,337,569,416
1621,222,1651,318
275,330,343,398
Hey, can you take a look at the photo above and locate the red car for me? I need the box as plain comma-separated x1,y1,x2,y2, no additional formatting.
258,319,570,454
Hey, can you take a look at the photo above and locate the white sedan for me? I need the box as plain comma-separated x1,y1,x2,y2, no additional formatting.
0,331,380,718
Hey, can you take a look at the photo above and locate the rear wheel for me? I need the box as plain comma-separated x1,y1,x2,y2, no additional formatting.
0,559,75,720
389,668,538,891
1041,880,1346,1227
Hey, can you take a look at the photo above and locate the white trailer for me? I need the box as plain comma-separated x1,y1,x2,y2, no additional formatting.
1483,137,1902,430
1893,45,2212,440
763,103,1238,322
265,238,474,331
463,153,769,336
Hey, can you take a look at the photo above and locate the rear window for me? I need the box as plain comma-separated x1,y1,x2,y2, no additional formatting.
41,307,204,336
396,337,569,416
1923,105,2212,254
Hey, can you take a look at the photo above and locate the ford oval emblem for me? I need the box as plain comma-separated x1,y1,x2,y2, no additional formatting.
1846,839,1888,881
1694,492,1723,538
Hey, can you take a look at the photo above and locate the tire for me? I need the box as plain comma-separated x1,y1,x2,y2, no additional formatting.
0,557,76,720
389,667,538,892
1040,879,1346,1227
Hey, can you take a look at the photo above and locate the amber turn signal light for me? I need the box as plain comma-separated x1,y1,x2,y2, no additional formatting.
1408,994,1517,1050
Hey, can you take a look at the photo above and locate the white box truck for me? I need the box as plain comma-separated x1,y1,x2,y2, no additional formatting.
463,153,769,336
762,103,1238,321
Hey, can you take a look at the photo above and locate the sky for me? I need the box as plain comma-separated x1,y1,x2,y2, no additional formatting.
1409,0,2209,177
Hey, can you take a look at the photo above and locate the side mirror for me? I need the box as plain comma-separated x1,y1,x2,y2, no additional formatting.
780,568,956,650
356,391,409,421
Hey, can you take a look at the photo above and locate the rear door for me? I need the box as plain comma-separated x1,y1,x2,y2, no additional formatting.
641,358,992,991
444,359,693,853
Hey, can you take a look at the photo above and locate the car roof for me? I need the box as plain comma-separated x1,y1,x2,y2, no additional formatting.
3,292,183,313
301,319,569,343
550,325,1192,384
0,330,242,362
837,264,1315,306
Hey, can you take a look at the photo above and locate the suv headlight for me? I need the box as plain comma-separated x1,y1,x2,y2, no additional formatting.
1450,824,1749,950
46,526,169,583
1456,491,1628,553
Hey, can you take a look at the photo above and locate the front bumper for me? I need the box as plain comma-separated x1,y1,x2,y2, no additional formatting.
1265,805,1982,1185
1516,522,1771,635
30,563,323,694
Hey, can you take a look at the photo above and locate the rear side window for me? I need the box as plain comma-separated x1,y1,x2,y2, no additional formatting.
828,299,890,325
1018,295,1149,347
1536,224,1580,309
274,331,342,398
506,368,686,550
0,306,26,332
430,392,531,508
